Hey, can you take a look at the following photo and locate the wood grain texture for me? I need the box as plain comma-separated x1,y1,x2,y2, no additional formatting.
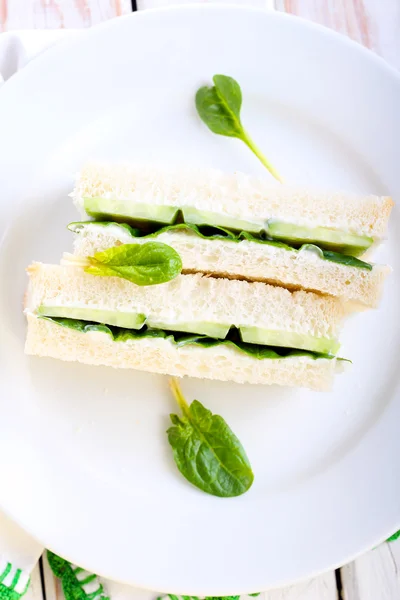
0,0,132,31
341,539,400,600
137,0,274,8
24,563,44,600
264,572,338,600
275,0,400,70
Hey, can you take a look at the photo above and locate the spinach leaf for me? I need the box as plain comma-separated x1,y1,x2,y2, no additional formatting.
195,74,283,182
41,318,113,336
195,74,243,137
84,242,182,285
167,378,254,497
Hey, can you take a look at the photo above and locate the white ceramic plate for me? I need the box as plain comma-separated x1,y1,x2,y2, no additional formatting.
0,5,399,595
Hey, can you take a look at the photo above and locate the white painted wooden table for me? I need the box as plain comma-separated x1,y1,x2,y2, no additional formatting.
1,1,399,599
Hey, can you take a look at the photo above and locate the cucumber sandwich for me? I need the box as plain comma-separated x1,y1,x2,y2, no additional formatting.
25,265,347,391
70,163,392,307
24,162,392,390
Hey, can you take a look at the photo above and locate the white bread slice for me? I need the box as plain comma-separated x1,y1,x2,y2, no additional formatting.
25,313,343,391
72,164,393,238
26,264,345,344
72,223,390,308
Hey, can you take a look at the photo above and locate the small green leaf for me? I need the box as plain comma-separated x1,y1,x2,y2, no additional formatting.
213,75,242,118
387,530,400,542
195,74,283,182
85,242,182,286
167,378,254,498
195,75,243,138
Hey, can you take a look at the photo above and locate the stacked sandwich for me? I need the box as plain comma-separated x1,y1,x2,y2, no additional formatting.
25,164,393,390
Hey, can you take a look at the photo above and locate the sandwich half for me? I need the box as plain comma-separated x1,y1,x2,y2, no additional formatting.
70,164,393,307
25,265,347,391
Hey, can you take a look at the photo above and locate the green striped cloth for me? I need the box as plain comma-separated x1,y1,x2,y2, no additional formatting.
0,560,30,600
47,552,109,600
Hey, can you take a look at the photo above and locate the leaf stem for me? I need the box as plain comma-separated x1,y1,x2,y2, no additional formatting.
61,253,92,268
169,378,190,417
242,132,284,183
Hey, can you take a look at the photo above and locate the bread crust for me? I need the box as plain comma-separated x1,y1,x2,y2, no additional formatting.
26,264,345,342
72,163,393,238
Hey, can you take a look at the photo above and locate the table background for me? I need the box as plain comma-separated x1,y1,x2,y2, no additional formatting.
1,0,399,598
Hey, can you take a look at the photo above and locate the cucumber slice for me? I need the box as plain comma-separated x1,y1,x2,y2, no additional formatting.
83,197,179,225
240,326,340,355
146,319,231,339
267,220,373,257
182,207,263,234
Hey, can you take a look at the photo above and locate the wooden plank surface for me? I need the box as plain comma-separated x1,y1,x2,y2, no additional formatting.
264,572,338,600
341,540,400,600
0,0,132,31
24,563,44,600
137,0,274,8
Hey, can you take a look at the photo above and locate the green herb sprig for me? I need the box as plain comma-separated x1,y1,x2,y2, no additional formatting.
63,242,182,286
195,74,283,182
167,378,254,498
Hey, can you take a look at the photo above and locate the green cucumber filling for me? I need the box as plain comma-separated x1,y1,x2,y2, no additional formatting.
83,197,179,226
68,220,373,270
239,326,339,355
40,316,340,361
266,221,372,256
37,305,339,355
82,198,373,257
